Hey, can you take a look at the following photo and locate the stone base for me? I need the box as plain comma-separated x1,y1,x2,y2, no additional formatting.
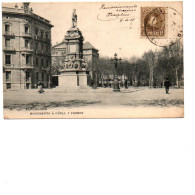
58,70,89,89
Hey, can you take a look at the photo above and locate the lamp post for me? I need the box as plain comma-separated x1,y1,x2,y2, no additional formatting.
111,53,122,92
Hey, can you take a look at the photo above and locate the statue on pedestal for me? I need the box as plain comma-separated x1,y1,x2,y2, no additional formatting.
58,9,89,89
72,9,77,28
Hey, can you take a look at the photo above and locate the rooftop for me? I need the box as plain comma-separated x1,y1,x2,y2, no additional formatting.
2,4,53,27
83,42,98,51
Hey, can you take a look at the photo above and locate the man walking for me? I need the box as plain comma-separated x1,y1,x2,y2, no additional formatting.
124,79,128,89
164,78,171,94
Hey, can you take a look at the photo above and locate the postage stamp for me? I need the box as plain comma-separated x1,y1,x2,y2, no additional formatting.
141,7,167,38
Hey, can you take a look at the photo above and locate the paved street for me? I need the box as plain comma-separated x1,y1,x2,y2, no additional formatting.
4,87,184,110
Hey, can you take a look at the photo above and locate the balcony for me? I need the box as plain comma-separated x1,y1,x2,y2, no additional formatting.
41,50,51,56
3,46,16,52
34,50,44,55
42,65,49,69
6,79,11,83
22,32,32,38
21,64,34,69
21,47,34,53
3,31,15,37
4,64,14,68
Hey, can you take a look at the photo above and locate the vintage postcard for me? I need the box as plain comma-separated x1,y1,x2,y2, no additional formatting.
2,1,183,119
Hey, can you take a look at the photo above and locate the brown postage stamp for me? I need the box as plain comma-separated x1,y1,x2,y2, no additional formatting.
141,7,167,38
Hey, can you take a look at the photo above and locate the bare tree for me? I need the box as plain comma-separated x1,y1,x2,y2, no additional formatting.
162,42,183,88
142,50,157,88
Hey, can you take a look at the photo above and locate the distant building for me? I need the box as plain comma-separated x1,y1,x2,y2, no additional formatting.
52,41,99,86
52,41,99,69
2,3,53,90
83,42,99,63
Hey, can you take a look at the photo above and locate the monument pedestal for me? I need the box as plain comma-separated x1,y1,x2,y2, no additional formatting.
59,70,89,89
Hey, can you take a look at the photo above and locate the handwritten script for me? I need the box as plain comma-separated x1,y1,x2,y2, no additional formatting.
97,4,137,29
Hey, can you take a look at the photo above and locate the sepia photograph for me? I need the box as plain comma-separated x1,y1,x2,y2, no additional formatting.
2,1,183,118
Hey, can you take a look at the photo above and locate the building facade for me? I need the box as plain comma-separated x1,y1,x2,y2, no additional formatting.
2,3,53,90
52,41,99,71
52,41,99,86
83,42,99,63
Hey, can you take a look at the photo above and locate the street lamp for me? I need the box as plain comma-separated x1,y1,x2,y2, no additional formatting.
111,53,122,92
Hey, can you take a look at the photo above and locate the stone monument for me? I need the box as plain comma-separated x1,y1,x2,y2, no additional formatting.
58,9,89,89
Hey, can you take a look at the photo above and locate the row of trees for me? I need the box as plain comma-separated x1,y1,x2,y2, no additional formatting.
87,41,183,88
51,42,183,88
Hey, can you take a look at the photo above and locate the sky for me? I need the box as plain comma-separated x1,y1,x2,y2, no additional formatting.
2,1,183,59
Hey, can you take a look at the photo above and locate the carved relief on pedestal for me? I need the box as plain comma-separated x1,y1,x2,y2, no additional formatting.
61,58,88,71
65,30,82,39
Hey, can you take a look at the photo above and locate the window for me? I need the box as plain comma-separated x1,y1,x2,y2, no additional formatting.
5,24,10,32
5,55,11,64
36,72,39,81
6,83,11,89
36,57,38,66
25,26,29,34
42,72,44,81
26,55,30,65
36,42,38,50
5,39,10,47
45,33,48,40
41,31,44,38
26,72,30,81
25,40,29,48
41,59,44,67
46,60,49,67
6,71,11,82
41,44,44,51
35,29,38,35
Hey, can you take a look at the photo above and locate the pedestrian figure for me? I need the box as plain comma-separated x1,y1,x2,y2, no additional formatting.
91,79,94,87
38,80,45,93
104,80,107,88
109,80,112,88
164,78,171,94
124,79,128,89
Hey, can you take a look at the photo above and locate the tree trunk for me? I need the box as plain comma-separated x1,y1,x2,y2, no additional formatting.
175,69,179,88
151,67,153,88
149,67,153,88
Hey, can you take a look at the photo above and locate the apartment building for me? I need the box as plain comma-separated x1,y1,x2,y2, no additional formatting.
2,3,53,90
